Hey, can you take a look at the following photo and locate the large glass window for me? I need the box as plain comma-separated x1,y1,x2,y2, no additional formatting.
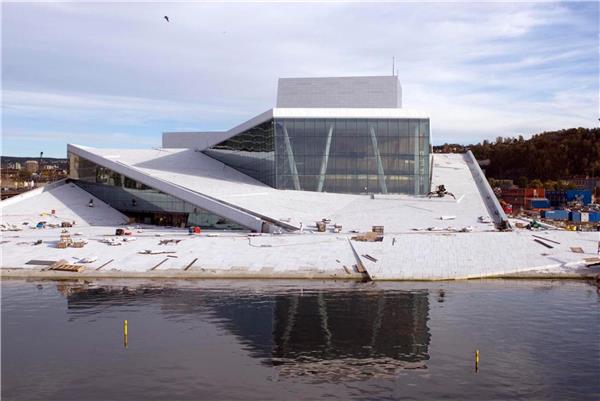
273,118,430,194
203,120,275,187
204,117,431,195
68,153,244,229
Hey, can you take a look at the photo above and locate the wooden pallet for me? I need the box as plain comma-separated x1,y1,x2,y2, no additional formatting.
351,232,383,242
48,259,85,273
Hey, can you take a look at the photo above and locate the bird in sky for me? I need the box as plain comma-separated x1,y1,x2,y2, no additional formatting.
164,16,169,22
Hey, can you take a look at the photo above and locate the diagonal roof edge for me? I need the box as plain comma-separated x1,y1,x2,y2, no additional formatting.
67,144,272,232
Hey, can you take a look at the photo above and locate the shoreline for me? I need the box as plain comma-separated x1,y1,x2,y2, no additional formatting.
1,267,597,281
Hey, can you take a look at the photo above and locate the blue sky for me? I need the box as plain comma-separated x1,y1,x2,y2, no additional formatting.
2,1,598,157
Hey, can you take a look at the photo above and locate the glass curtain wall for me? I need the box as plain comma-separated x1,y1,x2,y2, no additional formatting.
68,153,244,229
203,120,276,187
204,117,431,195
275,118,430,194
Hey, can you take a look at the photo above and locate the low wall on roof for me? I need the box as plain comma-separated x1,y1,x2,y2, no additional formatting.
465,150,511,230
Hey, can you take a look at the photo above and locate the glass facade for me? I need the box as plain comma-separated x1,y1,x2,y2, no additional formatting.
204,120,276,187
68,153,244,229
205,117,431,194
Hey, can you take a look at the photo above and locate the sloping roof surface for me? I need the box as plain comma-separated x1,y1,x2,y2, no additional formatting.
68,144,493,233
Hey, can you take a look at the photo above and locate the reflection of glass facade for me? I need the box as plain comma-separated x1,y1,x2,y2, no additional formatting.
270,291,430,366
61,284,431,380
68,153,244,229
205,118,431,194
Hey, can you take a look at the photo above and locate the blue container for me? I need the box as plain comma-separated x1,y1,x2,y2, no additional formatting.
566,189,592,205
530,198,550,209
545,191,567,207
588,212,600,223
543,210,569,220
570,211,582,222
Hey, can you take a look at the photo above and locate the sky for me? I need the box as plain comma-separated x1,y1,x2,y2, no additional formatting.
1,1,598,157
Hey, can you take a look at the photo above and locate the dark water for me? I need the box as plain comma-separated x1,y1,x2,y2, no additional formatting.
2,279,599,401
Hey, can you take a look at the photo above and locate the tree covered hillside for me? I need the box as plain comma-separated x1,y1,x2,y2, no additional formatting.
468,127,600,181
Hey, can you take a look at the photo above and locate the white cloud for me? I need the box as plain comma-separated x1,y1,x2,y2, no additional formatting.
2,89,252,126
1,1,598,155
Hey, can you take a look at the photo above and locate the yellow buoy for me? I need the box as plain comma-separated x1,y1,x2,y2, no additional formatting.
475,349,480,372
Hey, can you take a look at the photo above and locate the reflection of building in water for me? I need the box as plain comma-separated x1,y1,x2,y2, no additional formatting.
272,292,429,361
59,284,430,380
267,291,429,380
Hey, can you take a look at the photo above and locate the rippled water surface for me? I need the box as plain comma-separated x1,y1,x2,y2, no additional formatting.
2,279,599,400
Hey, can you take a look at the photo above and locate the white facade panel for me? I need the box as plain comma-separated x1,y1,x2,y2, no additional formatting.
277,76,402,108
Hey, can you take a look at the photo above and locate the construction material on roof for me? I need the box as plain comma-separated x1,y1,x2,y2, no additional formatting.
48,260,85,273
534,238,554,249
56,230,88,249
150,258,169,270
95,259,114,271
362,254,378,263
184,258,198,271
57,231,72,248
159,239,182,245
427,185,455,199
25,260,56,266
351,232,383,242
372,226,384,234
71,239,87,248
101,238,122,246
0,223,22,231
584,257,600,266
138,250,177,255
532,234,560,244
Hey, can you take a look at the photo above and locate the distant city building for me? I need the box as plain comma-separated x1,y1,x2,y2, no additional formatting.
567,176,600,191
7,162,22,170
24,160,39,173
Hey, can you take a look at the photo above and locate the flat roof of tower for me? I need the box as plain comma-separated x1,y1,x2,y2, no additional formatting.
277,76,402,108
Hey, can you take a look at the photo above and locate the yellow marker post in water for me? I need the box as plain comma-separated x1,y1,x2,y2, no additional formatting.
475,349,480,372
124,320,128,348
